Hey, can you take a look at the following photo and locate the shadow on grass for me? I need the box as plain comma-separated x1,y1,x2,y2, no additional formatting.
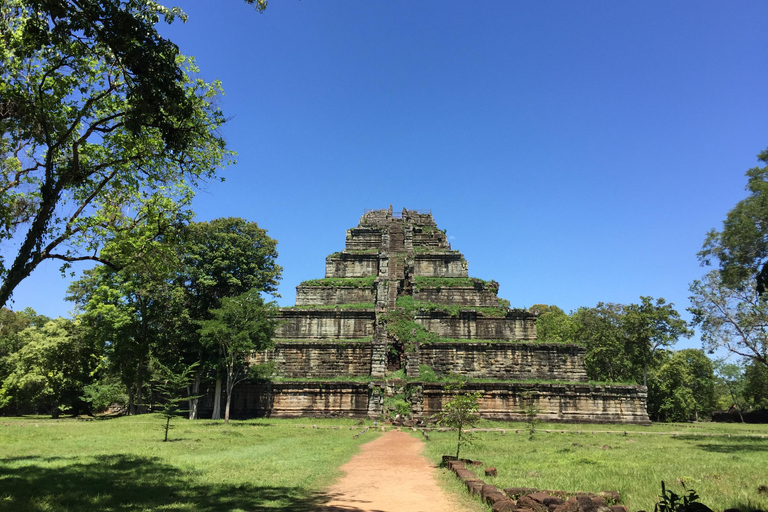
0,454,369,512
675,435,768,453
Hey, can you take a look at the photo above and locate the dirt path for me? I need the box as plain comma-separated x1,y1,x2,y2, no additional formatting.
321,429,470,512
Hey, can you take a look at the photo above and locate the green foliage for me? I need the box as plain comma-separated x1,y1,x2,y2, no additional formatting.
382,305,439,347
573,303,635,382
248,362,276,381
154,360,199,442
655,481,709,512
0,308,50,392
689,271,768,368
435,381,481,459
67,216,282,419
531,305,576,344
419,364,438,382
744,359,768,409
573,298,692,386
647,350,715,422
0,318,97,417
521,392,541,440
413,276,498,293
0,0,234,307
300,276,377,289
67,264,175,415
712,361,746,413
81,378,128,413
698,148,768,294
623,297,693,386
385,369,406,380
198,289,278,423
183,218,282,303
383,395,411,419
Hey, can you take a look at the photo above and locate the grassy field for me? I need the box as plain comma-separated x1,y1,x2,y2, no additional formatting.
420,420,768,512
0,415,379,511
1,415,766,512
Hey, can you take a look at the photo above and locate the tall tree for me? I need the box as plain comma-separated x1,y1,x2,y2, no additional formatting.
689,271,768,368
0,317,97,417
623,296,692,387
647,349,715,422
572,303,633,382
713,361,746,421
743,360,768,409
571,298,691,386
0,307,49,404
66,217,282,418
198,290,277,424
178,217,281,419
0,0,235,307
699,148,768,294
68,264,174,414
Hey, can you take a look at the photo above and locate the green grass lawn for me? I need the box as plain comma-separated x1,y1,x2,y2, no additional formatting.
0,415,379,512
420,421,768,512
2,415,767,512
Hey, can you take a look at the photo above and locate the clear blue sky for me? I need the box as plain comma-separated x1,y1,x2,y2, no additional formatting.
7,1,768,352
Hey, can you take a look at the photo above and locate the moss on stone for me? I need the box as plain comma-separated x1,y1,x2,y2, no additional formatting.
300,276,377,289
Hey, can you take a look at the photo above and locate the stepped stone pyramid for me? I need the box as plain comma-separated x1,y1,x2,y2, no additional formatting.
223,207,650,424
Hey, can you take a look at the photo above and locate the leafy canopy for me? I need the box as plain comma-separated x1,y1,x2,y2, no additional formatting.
699,148,768,294
0,0,234,307
689,271,768,368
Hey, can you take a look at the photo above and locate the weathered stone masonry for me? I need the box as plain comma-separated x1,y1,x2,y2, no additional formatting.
419,342,588,381
227,207,651,424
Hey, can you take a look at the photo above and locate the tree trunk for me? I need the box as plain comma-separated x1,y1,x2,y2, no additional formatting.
225,367,234,424
212,377,222,420
188,374,201,420
729,389,745,423
0,165,62,309
128,387,136,415
135,379,145,414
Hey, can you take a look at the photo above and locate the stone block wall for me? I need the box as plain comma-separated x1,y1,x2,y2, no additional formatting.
275,310,375,339
295,285,376,305
210,381,374,418
215,380,650,424
414,311,537,340
419,342,588,381
412,228,448,249
325,253,379,277
345,227,383,251
421,382,651,425
250,341,372,378
413,286,500,307
413,253,469,277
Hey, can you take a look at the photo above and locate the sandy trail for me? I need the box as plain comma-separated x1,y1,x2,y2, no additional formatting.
320,429,470,512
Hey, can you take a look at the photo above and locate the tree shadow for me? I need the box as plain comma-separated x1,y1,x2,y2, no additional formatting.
675,435,768,453
0,454,370,511
729,502,768,512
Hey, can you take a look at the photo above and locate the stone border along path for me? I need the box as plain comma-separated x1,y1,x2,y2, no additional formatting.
320,429,475,512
